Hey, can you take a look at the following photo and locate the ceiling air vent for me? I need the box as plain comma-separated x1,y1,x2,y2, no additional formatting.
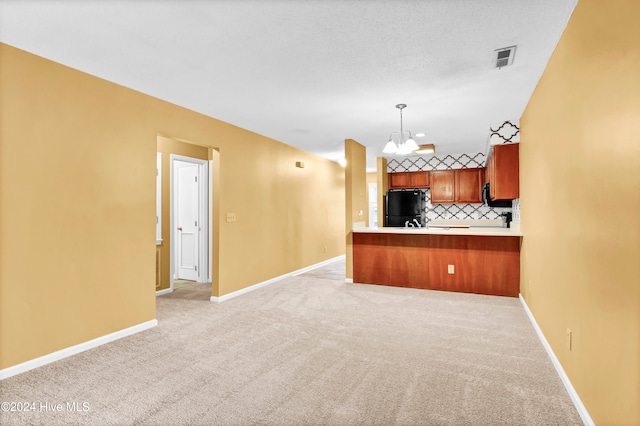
495,45,516,69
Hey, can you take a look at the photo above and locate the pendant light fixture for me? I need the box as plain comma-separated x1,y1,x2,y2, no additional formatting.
382,104,420,155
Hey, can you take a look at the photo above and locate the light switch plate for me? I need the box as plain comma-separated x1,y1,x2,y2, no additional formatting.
447,264,455,274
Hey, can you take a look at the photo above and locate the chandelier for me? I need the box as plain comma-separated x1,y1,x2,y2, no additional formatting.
382,104,420,155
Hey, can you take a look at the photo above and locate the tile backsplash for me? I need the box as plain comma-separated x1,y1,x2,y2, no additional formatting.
415,188,510,221
387,153,486,172
387,153,513,223
511,198,520,223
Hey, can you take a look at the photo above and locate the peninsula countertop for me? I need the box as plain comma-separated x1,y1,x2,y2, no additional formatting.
352,226,522,237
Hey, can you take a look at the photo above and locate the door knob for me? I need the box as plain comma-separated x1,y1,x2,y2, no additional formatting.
177,227,183,231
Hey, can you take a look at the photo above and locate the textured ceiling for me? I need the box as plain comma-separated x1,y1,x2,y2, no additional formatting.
0,0,577,170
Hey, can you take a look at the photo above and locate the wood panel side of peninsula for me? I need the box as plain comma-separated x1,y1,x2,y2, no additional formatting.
352,232,520,297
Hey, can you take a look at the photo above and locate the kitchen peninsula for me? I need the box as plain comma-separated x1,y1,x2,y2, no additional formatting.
352,225,522,297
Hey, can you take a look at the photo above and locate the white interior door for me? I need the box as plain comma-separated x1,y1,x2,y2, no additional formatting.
176,161,199,281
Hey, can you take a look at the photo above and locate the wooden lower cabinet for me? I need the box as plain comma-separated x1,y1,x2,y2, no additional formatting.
353,233,520,297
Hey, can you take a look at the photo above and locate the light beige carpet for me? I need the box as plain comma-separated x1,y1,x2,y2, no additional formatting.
0,259,582,425
173,279,197,290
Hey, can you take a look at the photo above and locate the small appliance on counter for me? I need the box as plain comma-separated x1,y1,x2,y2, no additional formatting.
385,190,425,227
501,212,513,228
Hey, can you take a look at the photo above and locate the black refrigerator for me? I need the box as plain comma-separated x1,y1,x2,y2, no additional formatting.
385,190,426,227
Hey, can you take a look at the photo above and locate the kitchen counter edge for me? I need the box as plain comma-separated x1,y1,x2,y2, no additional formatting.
352,227,522,237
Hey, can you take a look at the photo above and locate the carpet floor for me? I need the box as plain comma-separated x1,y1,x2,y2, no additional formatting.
173,279,197,290
0,258,582,425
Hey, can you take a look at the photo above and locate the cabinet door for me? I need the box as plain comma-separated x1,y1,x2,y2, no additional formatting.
455,168,483,203
389,171,429,189
388,172,410,189
430,170,455,203
487,148,497,199
409,171,429,188
490,143,519,200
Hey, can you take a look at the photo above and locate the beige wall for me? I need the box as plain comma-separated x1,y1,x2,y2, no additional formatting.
519,1,640,424
0,43,345,370
344,139,367,279
156,137,209,290
365,172,377,185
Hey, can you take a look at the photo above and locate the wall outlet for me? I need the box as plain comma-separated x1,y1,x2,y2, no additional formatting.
447,264,455,274
323,245,327,253
566,328,572,351
226,212,237,223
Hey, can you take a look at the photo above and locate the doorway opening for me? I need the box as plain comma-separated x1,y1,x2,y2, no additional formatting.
368,182,378,227
170,154,209,292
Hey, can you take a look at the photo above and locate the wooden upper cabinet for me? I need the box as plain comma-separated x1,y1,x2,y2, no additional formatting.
388,171,429,189
409,171,429,188
488,143,519,200
454,168,483,203
388,168,483,204
388,172,410,189
430,170,455,203
484,161,491,184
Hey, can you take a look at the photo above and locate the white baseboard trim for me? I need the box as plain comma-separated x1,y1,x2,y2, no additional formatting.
155,288,173,296
519,294,594,426
345,278,353,283
291,254,346,276
0,319,158,381
211,254,346,303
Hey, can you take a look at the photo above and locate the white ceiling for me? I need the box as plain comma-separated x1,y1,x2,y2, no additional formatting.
0,0,577,170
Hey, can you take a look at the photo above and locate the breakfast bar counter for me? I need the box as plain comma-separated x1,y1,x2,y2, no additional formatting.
353,226,522,237
352,226,522,297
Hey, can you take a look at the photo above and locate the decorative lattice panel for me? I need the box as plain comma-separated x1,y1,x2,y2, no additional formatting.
387,153,487,172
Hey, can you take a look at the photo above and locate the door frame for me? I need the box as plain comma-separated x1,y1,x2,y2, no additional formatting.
170,154,209,290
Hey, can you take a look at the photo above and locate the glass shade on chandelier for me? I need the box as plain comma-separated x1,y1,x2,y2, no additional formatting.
383,104,420,155
383,132,419,154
